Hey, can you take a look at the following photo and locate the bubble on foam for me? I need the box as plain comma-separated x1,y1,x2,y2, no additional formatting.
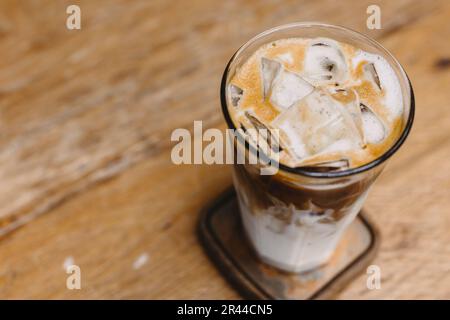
352,51,403,119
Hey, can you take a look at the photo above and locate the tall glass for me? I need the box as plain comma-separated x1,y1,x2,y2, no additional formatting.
220,23,414,273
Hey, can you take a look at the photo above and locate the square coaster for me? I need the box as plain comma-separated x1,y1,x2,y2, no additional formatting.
198,187,380,299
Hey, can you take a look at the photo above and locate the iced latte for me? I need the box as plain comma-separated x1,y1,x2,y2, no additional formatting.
221,23,414,273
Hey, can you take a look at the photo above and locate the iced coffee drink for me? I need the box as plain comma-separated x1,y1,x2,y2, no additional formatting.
221,23,414,273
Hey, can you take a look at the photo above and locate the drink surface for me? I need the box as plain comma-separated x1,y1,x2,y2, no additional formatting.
227,37,404,170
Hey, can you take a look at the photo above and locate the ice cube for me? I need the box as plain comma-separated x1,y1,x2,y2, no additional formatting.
364,63,382,90
352,51,403,117
260,57,314,109
304,38,348,86
360,103,386,144
272,90,362,161
329,88,365,146
269,68,314,110
299,159,350,172
244,111,281,152
260,57,282,99
271,105,309,160
229,84,243,107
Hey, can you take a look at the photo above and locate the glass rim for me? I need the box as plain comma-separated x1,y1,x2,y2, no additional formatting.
220,22,415,178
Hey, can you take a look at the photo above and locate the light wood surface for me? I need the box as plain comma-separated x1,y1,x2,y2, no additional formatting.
0,0,449,299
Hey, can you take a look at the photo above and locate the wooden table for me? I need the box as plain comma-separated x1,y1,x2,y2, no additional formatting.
0,0,449,299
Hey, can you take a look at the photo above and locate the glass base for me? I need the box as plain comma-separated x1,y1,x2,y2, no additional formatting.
198,188,380,299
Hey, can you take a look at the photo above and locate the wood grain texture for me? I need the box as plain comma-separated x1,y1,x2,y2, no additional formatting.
0,0,448,299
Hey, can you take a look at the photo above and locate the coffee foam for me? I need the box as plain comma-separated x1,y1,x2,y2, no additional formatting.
228,37,404,169
352,51,403,119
